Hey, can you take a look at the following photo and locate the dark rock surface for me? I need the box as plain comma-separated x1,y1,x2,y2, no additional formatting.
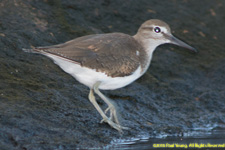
0,0,224,149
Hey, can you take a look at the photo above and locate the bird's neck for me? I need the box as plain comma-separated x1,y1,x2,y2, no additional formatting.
133,34,160,56
133,34,160,74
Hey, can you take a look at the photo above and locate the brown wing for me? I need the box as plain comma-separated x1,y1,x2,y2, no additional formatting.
34,33,145,77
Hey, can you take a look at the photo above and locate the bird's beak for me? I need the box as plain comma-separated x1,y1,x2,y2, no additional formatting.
165,33,197,53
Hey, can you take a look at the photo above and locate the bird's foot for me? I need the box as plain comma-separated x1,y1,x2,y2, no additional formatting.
103,105,119,124
101,105,129,132
101,116,129,132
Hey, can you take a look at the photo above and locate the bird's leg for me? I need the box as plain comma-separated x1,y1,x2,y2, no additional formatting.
93,81,129,130
88,88,125,132
88,89,108,122
93,82,119,124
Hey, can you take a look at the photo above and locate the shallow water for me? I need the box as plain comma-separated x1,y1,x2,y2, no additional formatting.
107,126,225,149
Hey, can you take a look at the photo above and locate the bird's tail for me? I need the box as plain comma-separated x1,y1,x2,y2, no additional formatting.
22,47,43,54
22,48,35,53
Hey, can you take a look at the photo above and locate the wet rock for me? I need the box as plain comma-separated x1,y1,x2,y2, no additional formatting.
0,0,224,149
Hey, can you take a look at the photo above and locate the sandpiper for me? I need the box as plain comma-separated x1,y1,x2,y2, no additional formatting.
23,19,196,132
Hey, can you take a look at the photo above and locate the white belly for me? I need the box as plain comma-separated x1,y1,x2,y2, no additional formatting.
45,54,143,90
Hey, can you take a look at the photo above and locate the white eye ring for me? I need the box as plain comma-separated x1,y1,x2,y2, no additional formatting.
154,27,161,33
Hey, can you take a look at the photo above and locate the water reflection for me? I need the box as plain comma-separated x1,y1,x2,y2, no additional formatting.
108,125,225,149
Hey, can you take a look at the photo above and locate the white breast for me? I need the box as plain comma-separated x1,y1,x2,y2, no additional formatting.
45,54,143,90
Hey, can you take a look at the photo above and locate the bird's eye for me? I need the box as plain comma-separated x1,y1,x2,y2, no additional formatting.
154,27,161,33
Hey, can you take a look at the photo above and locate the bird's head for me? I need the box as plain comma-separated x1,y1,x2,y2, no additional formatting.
135,19,197,53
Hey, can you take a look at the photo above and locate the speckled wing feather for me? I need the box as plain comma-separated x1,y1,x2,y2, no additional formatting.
33,33,146,77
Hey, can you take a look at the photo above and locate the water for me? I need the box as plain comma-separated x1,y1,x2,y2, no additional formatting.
107,125,225,149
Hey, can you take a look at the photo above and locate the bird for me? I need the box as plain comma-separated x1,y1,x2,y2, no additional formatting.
22,19,196,132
